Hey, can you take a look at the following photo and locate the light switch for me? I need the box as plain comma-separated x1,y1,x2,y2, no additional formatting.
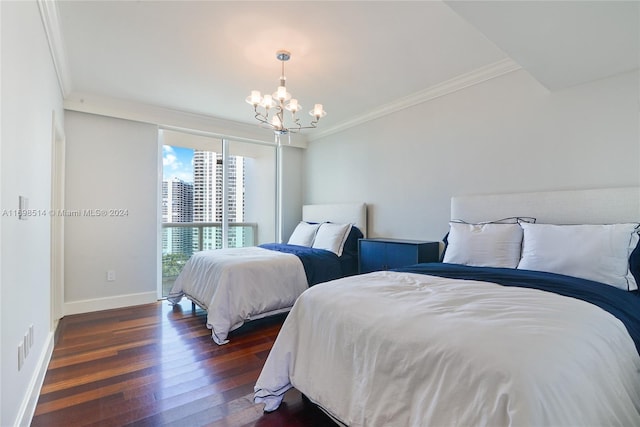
18,196,28,220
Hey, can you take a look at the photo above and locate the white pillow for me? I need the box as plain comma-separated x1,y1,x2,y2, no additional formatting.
312,223,352,256
517,223,640,290
443,222,523,268
287,222,321,247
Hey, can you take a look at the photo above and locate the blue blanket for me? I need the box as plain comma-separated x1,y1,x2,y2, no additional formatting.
395,263,640,356
259,243,345,286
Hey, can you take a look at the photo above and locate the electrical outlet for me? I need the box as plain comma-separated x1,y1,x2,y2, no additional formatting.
18,343,24,371
23,333,29,358
107,270,116,281
29,324,34,347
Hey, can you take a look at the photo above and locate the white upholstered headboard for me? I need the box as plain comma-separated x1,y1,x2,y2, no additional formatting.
451,187,640,224
303,203,367,237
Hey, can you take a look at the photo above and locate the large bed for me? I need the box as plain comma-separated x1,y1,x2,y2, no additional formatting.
254,187,640,425
168,203,367,345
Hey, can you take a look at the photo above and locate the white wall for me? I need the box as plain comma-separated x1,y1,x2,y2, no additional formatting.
64,111,158,313
305,69,640,243
0,1,64,425
281,145,305,241
239,142,277,245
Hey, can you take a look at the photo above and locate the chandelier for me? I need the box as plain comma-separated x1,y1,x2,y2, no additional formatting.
246,50,326,135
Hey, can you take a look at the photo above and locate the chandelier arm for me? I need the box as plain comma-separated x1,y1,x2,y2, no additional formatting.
253,114,270,126
254,105,270,122
288,124,317,132
301,118,319,130
282,111,321,132
253,107,275,128
277,104,285,121
289,112,302,132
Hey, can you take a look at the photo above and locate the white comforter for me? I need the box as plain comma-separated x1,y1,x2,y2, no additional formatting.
168,246,307,345
255,271,640,426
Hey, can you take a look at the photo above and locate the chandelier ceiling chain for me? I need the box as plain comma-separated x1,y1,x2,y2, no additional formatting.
246,50,326,135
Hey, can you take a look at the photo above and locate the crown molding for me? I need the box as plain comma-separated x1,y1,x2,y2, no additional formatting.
38,0,72,97
308,58,522,141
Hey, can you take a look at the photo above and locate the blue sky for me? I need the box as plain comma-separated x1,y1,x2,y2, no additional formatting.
162,145,194,183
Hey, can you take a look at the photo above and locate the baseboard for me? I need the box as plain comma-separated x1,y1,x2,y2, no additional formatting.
15,329,55,427
64,291,158,316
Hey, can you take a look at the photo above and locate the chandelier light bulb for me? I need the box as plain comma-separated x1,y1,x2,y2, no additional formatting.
246,90,262,106
311,103,326,118
262,94,275,109
274,86,291,102
286,99,300,113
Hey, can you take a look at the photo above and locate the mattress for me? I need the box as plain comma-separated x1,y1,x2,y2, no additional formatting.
255,266,640,425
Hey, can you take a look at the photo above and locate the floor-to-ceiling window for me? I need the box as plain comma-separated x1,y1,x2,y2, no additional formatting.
159,129,276,297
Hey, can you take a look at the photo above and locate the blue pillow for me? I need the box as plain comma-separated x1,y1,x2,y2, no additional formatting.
630,238,640,287
343,226,363,257
440,232,449,262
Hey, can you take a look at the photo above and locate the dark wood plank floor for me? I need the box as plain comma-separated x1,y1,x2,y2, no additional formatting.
32,300,338,426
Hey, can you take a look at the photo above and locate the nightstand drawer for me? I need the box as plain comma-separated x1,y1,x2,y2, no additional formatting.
358,238,439,273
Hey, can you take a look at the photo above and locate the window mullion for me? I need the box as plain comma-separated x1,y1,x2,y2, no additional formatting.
221,138,229,248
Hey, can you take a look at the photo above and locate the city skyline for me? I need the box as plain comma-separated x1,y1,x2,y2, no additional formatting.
162,149,246,251
161,149,244,225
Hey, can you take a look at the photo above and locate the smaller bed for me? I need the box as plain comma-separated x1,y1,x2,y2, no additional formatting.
168,203,367,344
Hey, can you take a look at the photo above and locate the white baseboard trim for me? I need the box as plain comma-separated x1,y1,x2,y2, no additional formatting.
15,329,55,427
64,291,158,316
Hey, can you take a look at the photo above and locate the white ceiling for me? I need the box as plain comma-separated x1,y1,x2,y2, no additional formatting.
446,1,640,91
53,0,639,136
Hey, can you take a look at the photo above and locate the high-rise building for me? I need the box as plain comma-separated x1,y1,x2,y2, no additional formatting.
162,177,194,255
163,177,193,222
193,150,245,248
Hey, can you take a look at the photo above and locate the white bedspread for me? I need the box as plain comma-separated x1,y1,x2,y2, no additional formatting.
168,247,307,345
255,271,640,426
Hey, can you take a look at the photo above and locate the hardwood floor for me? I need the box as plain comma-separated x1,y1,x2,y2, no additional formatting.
32,300,338,426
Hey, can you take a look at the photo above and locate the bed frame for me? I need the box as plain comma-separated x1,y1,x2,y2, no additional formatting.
451,187,639,224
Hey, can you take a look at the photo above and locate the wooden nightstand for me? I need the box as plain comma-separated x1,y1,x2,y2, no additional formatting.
358,238,439,273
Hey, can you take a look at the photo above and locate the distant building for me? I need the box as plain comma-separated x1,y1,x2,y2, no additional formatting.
163,177,193,223
162,177,194,255
193,150,245,248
